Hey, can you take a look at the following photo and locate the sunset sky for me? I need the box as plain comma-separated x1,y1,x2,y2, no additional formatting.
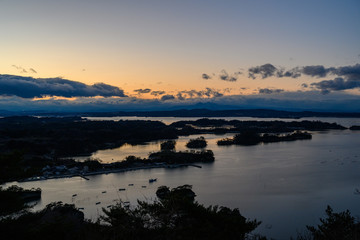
1,0,360,112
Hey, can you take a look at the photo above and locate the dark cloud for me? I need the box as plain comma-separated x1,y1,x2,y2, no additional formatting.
258,88,284,94
177,88,223,99
29,68,37,74
202,88,223,97
248,64,302,79
247,63,360,84
160,95,175,101
202,70,240,82
150,90,166,96
12,65,27,73
248,64,278,79
310,77,360,94
176,92,185,100
1,90,360,112
301,83,308,88
308,64,360,93
277,68,301,78
133,88,151,94
0,74,127,98
301,65,333,78
218,70,239,82
202,73,212,80
331,64,360,80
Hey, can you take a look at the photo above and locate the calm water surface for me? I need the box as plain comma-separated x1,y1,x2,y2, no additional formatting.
4,117,360,239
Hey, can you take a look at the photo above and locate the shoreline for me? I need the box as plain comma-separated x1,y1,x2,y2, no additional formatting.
20,163,202,183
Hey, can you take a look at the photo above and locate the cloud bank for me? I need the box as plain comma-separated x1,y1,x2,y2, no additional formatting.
0,74,127,98
1,91,359,113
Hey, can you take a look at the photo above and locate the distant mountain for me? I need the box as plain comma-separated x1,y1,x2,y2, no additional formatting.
4,108,359,118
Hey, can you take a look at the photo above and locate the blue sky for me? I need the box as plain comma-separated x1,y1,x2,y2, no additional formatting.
0,0,359,112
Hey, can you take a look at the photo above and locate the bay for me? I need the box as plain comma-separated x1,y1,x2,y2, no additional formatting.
3,117,360,239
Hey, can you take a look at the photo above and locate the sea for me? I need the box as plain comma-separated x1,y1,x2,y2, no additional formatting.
3,116,360,239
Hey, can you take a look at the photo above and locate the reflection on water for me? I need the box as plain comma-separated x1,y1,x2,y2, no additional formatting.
4,127,360,239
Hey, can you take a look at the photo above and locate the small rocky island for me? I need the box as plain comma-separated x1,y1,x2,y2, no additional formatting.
186,136,207,148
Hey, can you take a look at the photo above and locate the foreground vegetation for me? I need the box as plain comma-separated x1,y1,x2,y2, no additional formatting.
0,185,262,240
1,185,359,240
0,185,41,216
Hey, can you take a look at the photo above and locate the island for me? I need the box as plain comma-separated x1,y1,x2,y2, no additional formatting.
186,136,207,148
217,131,312,146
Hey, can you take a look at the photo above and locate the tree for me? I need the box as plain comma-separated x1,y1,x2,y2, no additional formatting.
102,185,262,240
306,206,360,240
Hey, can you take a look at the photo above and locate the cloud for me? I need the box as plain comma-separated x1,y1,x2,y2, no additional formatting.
258,88,284,94
133,88,151,94
177,88,223,99
1,90,359,113
12,65,27,73
246,63,360,84
202,73,212,80
12,65,38,74
160,95,175,101
310,77,360,94
202,70,241,82
0,74,127,98
248,64,278,79
218,70,240,82
331,63,360,80
277,68,301,78
150,90,166,96
308,64,360,93
29,68,37,74
301,65,333,78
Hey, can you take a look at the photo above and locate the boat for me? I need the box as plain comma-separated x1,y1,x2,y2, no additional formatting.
119,188,126,191
149,178,157,183
102,191,107,193
72,194,77,197
95,202,101,205
128,183,134,186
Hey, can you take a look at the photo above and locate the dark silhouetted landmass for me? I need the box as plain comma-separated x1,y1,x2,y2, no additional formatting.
160,140,176,151
1,184,358,240
350,125,360,130
0,186,262,240
2,108,360,118
0,116,347,183
217,131,312,146
186,136,207,148
0,185,41,216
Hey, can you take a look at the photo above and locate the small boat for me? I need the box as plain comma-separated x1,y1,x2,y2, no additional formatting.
354,188,360,195
96,202,101,205
102,191,107,194
72,194,77,197
119,188,126,191
149,178,157,183
128,184,134,186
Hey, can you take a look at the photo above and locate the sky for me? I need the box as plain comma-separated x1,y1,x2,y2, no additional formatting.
1,0,360,112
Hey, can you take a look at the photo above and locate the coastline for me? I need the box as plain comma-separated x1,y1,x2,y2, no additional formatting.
20,163,202,183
